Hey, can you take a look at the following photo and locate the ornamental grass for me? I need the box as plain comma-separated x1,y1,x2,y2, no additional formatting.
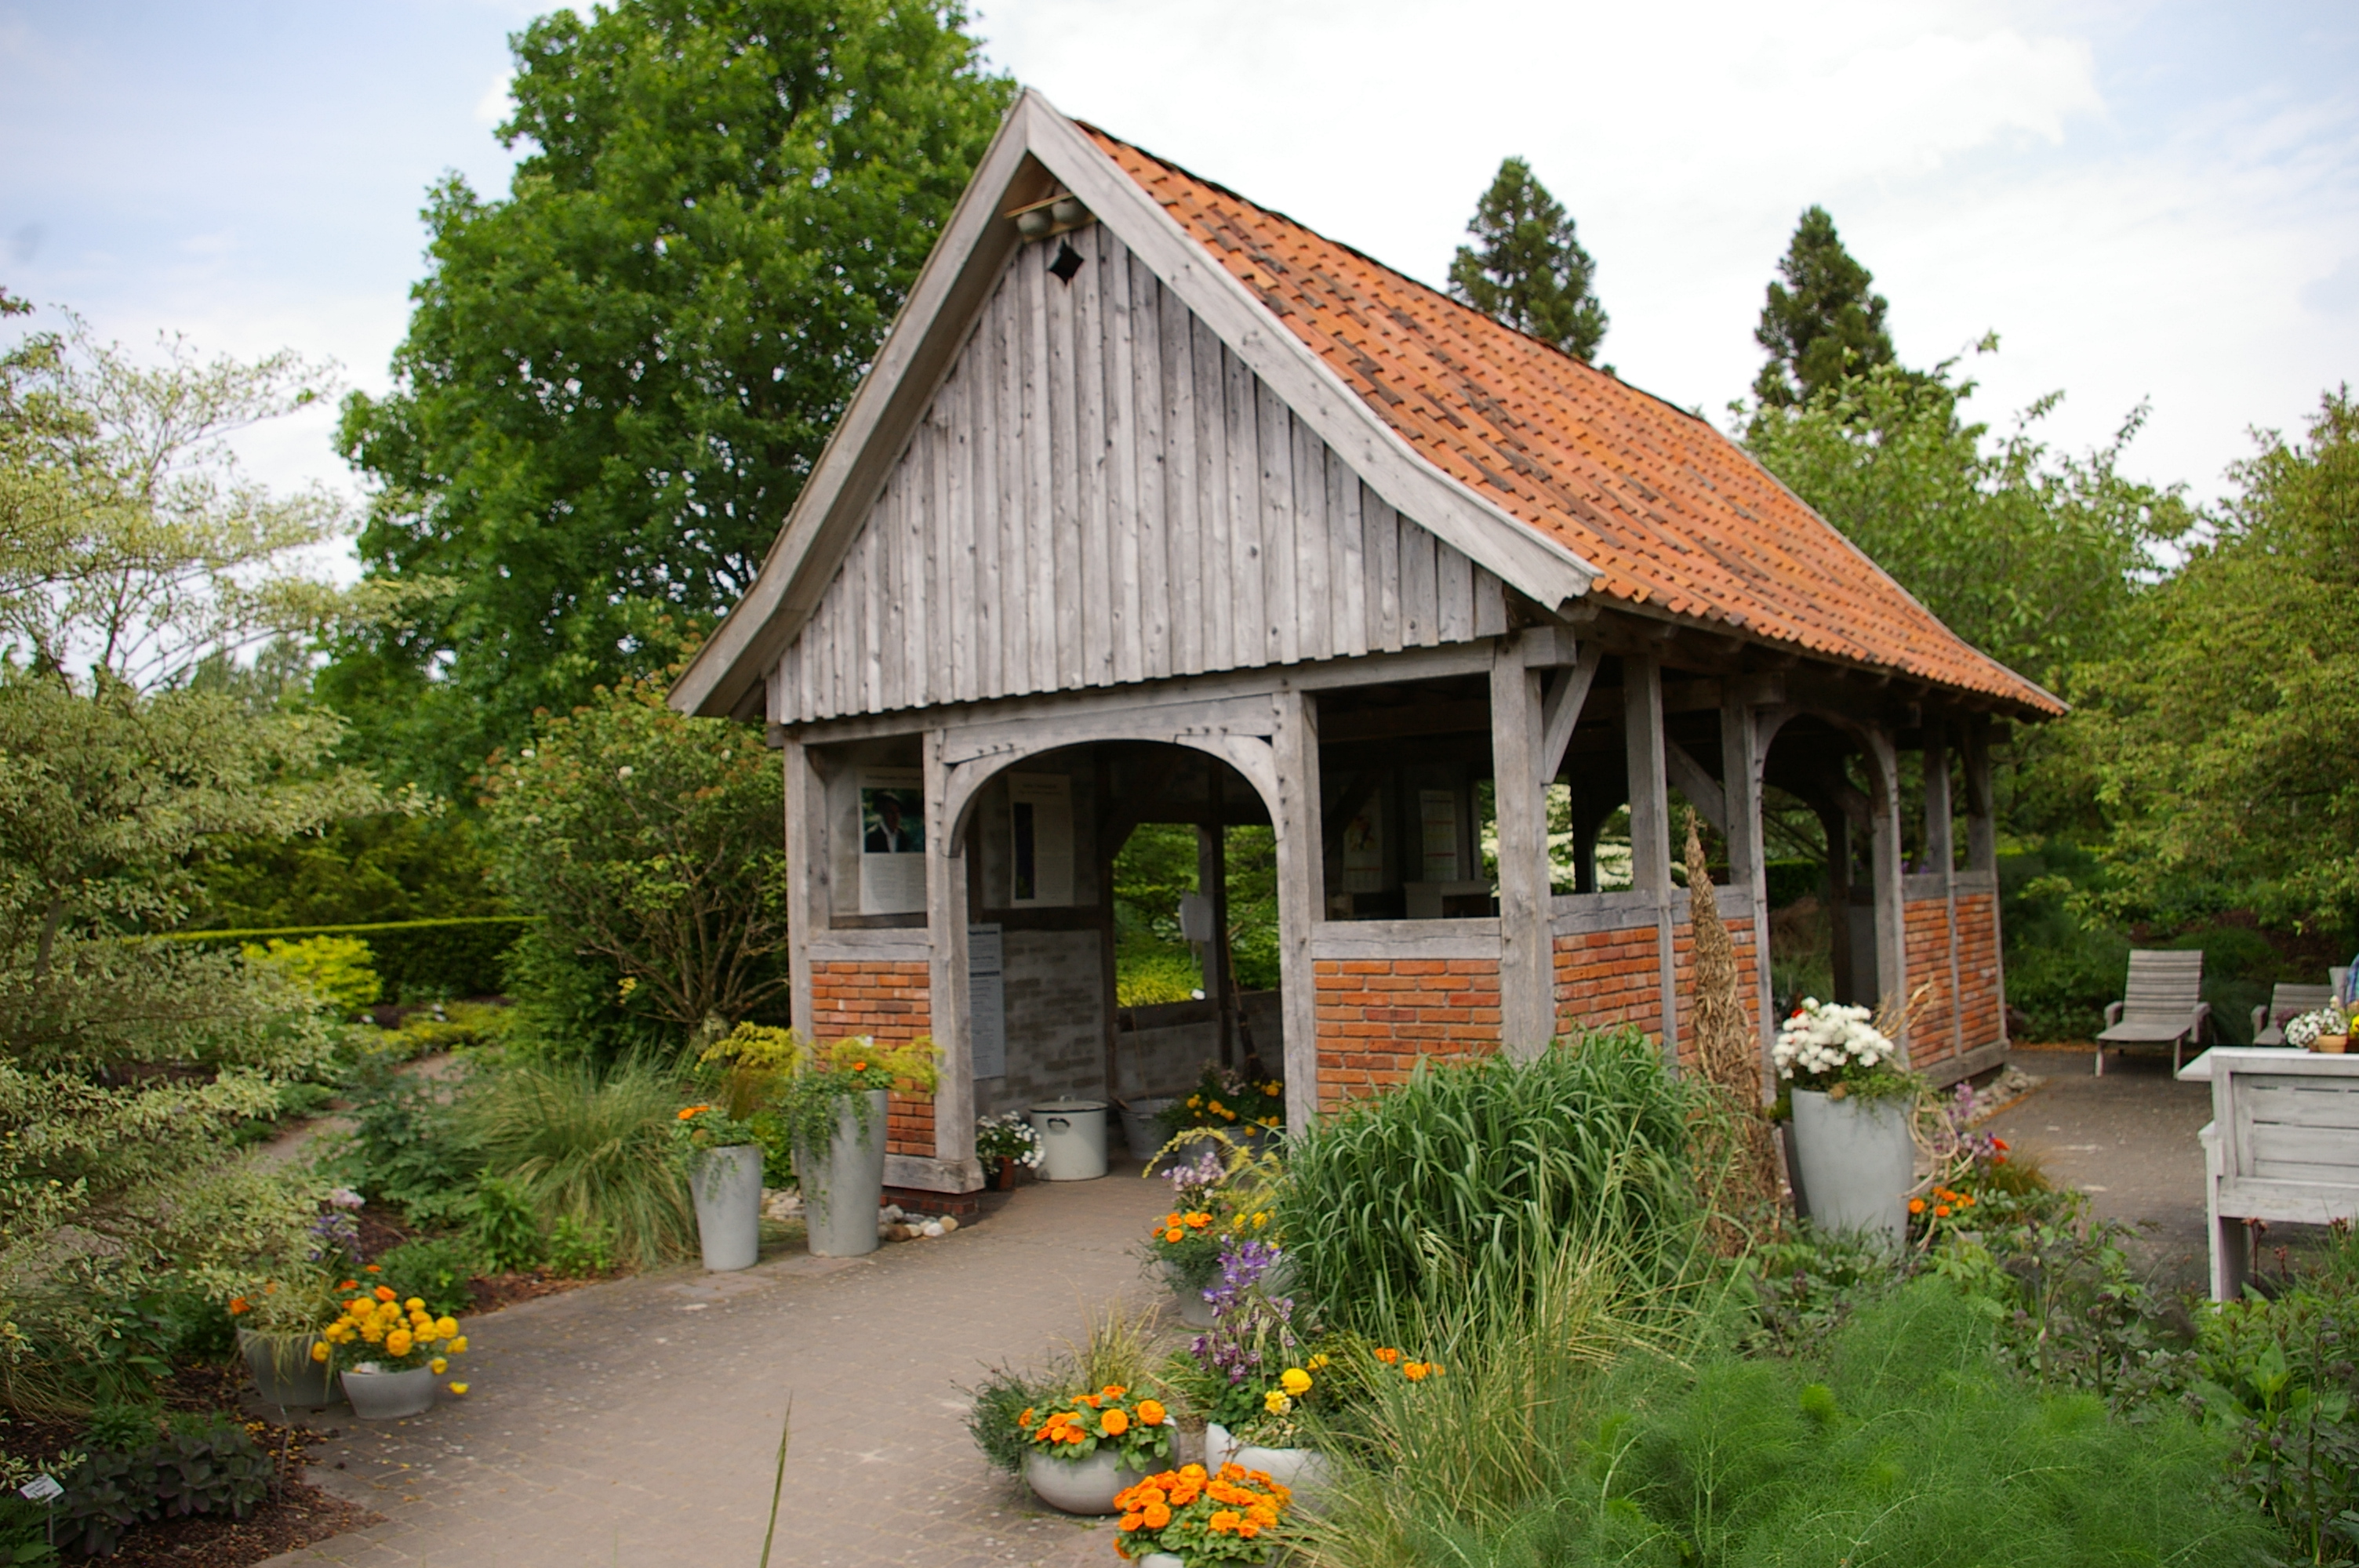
466,1058,696,1269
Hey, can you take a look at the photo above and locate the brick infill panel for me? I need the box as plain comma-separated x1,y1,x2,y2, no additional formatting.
810,960,936,1158
1314,957,1499,1111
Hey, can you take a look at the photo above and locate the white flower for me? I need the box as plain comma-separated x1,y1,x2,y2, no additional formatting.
1773,999,1895,1080
616,765,634,779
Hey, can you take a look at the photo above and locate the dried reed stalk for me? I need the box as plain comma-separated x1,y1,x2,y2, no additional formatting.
1683,811,1783,1243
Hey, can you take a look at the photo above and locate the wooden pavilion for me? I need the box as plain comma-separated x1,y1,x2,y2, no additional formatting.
671,91,2061,1203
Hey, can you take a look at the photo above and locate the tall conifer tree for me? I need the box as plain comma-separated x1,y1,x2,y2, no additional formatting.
1448,158,1608,364
1753,205,1898,408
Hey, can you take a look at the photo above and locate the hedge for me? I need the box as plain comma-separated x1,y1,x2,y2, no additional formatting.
163,916,529,1003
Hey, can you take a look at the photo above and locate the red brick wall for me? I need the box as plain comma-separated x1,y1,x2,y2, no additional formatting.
810,960,935,1158
1553,924,1663,1040
1312,958,1501,1112
1955,891,2003,1054
1903,898,1958,1071
1662,912,1763,1073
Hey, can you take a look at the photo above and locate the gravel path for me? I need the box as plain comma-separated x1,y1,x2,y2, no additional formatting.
258,1167,1171,1568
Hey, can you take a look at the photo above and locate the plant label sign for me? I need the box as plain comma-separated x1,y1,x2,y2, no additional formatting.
18,1475,61,1503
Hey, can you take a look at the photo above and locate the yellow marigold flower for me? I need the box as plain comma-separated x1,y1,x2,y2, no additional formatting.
1280,1367,1311,1396
431,1357,448,1374
447,1382,469,1395
435,1316,459,1338
386,1330,413,1358
448,1335,467,1353
1263,1390,1290,1415
405,1298,426,1312
310,1342,330,1363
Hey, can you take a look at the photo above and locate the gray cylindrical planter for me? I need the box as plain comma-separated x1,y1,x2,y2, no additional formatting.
1161,1261,1216,1328
342,1364,436,1421
1789,1087,1913,1242
692,1143,764,1272
798,1089,888,1258
238,1328,333,1409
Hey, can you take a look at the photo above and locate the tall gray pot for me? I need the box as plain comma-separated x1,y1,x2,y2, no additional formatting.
238,1327,333,1409
798,1089,888,1258
1789,1087,1912,1243
692,1143,764,1272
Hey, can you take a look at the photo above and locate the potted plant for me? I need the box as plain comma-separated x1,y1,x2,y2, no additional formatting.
2289,1006,2351,1054
1017,1384,1174,1514
713,1025,940,1258
1139,1145,1268,1327
674,1103,765,1271
1774,997,1918,1241
317,1285,469,1420
226,1272,342,1409
1160,1066,1286,1152
976,1112,1044,1190
1112,1462,1292,1565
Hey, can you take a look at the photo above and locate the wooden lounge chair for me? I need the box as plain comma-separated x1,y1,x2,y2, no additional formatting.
2253,983,2335,1047
2095,949,2208,1076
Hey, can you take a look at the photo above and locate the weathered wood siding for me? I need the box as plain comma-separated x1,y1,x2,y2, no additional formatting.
778,224,1507,723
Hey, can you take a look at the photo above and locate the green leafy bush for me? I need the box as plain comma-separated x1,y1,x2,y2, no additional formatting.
1300,1281,2281,1568
172,917,527,1004
466,1060,694,1269
58,1413,272,1559
544,1216,613,1279
373,1238,482,1319
1276,1028,1703,1331
467,1173,543,1274
321,1056,482,1226
239,935,381,1018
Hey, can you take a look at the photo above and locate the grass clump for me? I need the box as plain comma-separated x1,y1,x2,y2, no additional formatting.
1300,1279,2283,1567
465,1058,695,1269
1274,1026,1705,1331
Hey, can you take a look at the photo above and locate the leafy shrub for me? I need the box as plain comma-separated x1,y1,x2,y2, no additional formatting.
321,1056,482,1227
383,1000,513,1058
1299,1281,2282,1567
544,1216,613,1279
1275,1028,1702,1330
240,935,380,1018
467,1173,543,1274
172,917,527,1004
373,1238,482,1319
466,1059,694,1269
58,1413,271,1559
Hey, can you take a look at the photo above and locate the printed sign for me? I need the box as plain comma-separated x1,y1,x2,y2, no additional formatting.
969,924,1005,1080
856,768,926,915
1007,773,1074,907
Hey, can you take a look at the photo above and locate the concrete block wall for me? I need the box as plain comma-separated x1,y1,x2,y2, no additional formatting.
1311,958,1502,1111
976,929,1105,1118
810,959,935,1158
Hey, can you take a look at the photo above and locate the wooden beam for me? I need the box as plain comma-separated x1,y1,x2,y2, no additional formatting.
1961,714,1997,873
1492,636,1552,1057
1864,725,1907,1051
1538,641,1603,786
1318,699,1490,744
784,740,821,1034
922,728,980,1189
1719,694,1776,1095
1270,692,1322,1128
1624,654,1678,1070
1663,736,1727,836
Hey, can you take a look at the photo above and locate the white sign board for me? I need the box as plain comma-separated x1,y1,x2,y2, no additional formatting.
856,767,927,914
1008,773,1074,907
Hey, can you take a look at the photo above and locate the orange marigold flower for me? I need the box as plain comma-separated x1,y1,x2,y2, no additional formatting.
1136,1399,1166,1425
1993,1138,2010,1152
1018,1407,1036,1428
1909,1198,1927,1215
374,1285,398,1302
677,1105,709,1121
1374,1347,1401,1364
1164,1228,1184,1243
1063,1427,1085,1445
1142,1501,1172,1529
1102,1385,1126,1399
1209,1510,1242,1535
1118,1512,1143,1531
363,1264,382,1273
1183,1213,1211,1229
1101,1409,1130,1437
1403,1362,1430,1381
1933,1204,1952,1218
227,1297,249,1315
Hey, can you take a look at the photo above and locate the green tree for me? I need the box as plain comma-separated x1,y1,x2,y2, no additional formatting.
1740,352,2191,698
1753,205,1899,410
2074,389,2359,929
1448,158,1608,364
333,0,1014,793
480,664,787,1058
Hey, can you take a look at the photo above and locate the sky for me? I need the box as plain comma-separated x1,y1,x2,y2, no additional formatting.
2,0,2355,543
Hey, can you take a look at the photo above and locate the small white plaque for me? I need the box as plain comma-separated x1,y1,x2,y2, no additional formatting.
19,1474,61,1503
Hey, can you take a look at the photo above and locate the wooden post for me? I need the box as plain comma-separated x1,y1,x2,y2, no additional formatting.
783,739,821,1034
1197,816,1232,1067
1719,694,1774,1097
1271,688,1323,1129
1962,716,1998,873
1623,654,1677,1067
1922,725,1954,875
1865,726,1908,1055
1491,634,1551,1058
924,728,977,1184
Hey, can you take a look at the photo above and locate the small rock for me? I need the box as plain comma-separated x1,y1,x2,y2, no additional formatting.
939,1214,959,1234
921,1220,944,1239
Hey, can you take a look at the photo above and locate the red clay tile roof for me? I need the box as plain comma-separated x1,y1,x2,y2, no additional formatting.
1088,129,2062,717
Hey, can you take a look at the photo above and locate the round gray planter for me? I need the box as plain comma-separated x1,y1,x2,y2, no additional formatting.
238,1327,333,1409
798,1089,888,1258
692,1143,764,1272
342,1364,436,1421
1023,1447,1143,1515
1789,1087,1913,1243
1205,1421,1335,1504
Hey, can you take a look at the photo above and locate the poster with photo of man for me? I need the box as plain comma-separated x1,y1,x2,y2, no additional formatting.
857,768,926,914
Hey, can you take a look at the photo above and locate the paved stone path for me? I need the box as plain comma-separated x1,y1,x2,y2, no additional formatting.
262,1167,1172,1567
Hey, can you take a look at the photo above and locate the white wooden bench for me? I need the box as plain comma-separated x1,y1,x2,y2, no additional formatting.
2179,1047,2359,1299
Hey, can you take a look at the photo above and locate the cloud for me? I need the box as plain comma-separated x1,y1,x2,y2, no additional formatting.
474,68,514,128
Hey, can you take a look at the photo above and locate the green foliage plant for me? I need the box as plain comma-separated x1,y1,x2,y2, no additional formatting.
329,0,1015,789
1447,156,1608,363
321,1054,483,1228
240,935,380,1019
56,1413,272,1559
706,1024,938,1168
481,670,787,1056
373,1238,482,1319
465,1058,695,1269
1274,1028,1703,1332
1298,1280,2282,1568
467,1173,543,1275
543,1216,614,1279
1750,205,1899,409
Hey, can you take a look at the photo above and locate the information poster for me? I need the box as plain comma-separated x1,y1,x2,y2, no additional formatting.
1419,789,1460,882
1340,797,1385,894
1008,773,1074,906
857,768,927,915
969,924,1005,1080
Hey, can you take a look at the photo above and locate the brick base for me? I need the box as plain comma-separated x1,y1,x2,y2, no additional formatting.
812,959,937,1158
1313,957,1501,1111
884,1185,983,1218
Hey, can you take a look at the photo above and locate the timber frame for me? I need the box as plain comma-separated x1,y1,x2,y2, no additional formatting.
674,91,2050,1196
